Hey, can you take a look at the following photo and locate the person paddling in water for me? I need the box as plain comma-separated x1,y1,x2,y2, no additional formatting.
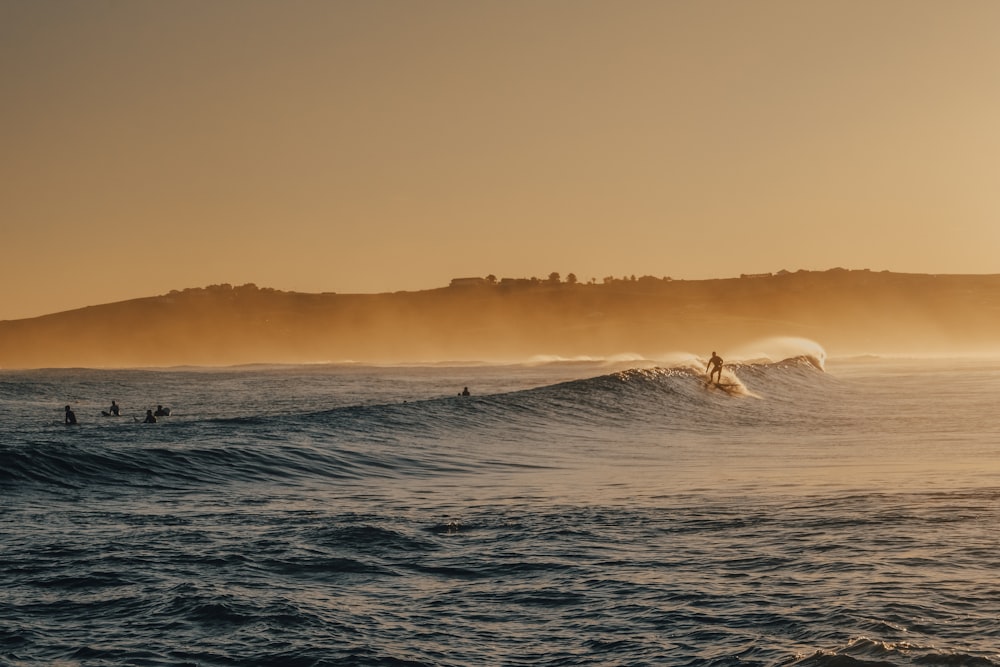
707,351,724,384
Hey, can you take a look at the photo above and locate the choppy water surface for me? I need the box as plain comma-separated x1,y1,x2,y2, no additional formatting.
2,352,999,666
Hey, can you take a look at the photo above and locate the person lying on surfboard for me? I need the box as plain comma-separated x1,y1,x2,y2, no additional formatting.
707,351,723,384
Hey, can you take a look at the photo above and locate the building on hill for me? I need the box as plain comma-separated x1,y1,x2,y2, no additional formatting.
499,278,534,288
449,277,489,288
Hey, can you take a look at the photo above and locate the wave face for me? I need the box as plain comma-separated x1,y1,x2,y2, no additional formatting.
0,356,833,490
2,355,1000,666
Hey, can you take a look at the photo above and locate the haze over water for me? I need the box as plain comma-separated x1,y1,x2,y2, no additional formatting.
3,342,999,666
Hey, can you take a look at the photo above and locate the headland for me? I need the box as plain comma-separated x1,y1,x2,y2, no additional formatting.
1,269,998,368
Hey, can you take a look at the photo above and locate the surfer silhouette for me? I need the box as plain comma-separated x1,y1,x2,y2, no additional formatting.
707,352,724,384
460,387,470,396
107,400,120,416
143,409,157,424
154,405,170,417
64,405,77,425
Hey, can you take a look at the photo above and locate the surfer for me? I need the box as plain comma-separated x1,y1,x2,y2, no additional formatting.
154,405,170,417
460,387,470,396
64,405,77,425
107,400,120,416
143,409,157,424
707,351,723,384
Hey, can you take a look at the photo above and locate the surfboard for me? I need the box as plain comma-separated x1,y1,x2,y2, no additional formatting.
704,380,739,393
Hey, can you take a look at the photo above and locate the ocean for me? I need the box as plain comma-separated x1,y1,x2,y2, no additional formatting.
2,339,999,666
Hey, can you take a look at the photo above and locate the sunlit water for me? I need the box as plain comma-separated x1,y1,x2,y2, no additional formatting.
2,352,999,666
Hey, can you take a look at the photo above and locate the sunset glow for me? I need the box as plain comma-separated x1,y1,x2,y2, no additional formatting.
3,1,999,321
5,5,1000,660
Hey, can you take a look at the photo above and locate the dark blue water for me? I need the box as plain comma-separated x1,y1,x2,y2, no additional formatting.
3,348,1000,666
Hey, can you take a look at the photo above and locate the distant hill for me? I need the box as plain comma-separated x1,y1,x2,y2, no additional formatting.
2,269,999,368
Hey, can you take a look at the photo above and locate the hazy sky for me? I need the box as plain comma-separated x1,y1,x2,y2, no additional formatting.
3,0,999,320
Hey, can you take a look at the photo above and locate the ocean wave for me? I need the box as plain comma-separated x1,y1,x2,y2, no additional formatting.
788,635,1000,667
0,356,831,492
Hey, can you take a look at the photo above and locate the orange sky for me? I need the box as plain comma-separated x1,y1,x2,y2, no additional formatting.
2,0,999,321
